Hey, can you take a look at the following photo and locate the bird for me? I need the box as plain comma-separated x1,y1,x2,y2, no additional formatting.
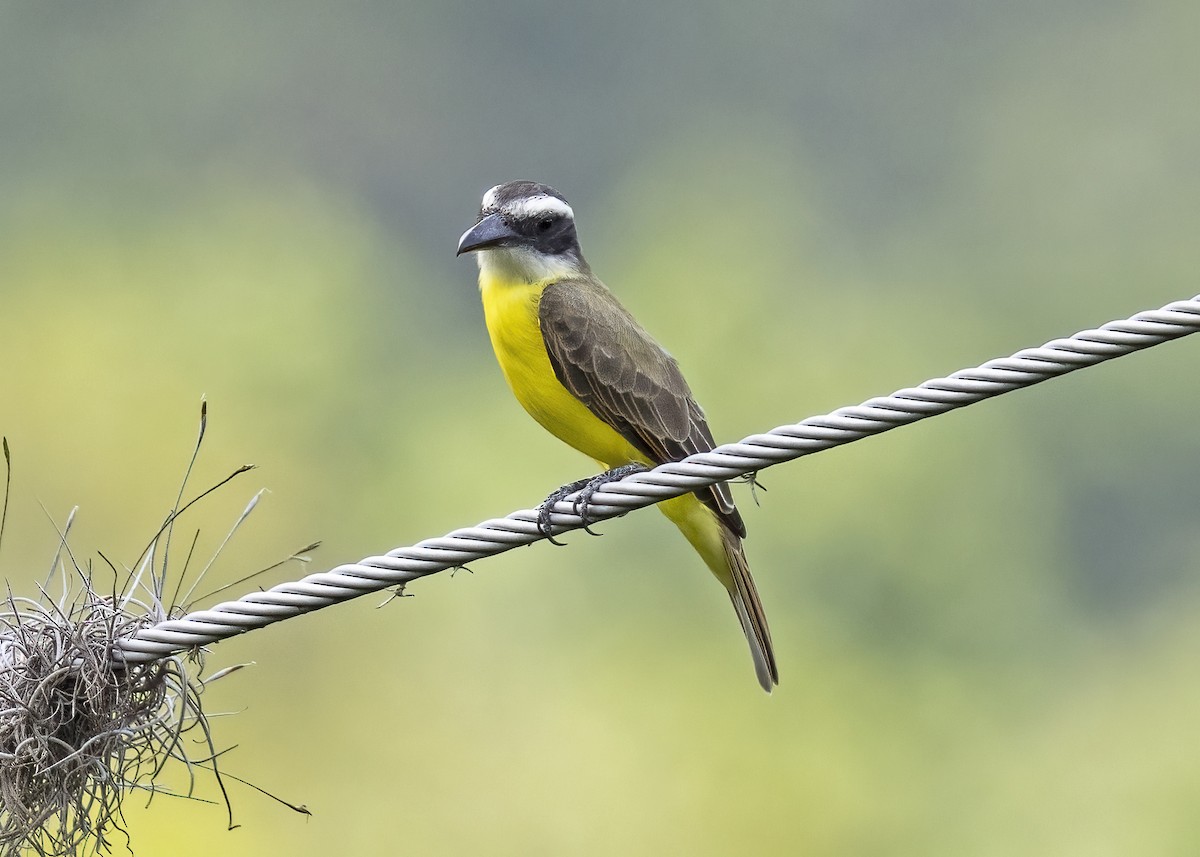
457,180,777,692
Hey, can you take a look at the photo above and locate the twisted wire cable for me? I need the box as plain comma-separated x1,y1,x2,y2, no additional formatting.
114,294,1200,664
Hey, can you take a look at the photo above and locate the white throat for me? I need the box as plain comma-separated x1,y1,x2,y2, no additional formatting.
476,246,582,285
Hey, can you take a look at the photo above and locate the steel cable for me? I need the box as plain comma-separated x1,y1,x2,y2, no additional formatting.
113,294,1200,664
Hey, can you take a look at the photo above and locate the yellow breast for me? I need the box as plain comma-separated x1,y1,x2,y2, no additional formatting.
479,271,646,469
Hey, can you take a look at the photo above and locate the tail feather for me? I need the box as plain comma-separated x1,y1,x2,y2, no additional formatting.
657,492,778,692
722,527,778,693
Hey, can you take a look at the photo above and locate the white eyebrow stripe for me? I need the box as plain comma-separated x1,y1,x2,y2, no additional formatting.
506,195,574,221
481,184,502,212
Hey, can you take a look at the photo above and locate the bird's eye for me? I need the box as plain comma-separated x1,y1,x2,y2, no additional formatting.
536,217,555,233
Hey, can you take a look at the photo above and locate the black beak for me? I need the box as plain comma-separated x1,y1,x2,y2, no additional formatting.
457,212,519,255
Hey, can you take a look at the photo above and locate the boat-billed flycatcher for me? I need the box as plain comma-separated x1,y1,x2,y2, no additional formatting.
457,181,777,692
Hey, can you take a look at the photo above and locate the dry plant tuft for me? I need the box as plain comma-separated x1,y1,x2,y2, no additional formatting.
0,577,204,855
0,403,302,855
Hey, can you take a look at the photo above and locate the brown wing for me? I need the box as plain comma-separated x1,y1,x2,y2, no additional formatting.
539,279,745,538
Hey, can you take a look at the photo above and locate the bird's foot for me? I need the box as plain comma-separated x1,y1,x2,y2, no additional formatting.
536,463,650,544
537,476,592,545
571,464,649,531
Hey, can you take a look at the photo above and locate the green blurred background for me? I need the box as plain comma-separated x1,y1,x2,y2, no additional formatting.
2,2,1199,854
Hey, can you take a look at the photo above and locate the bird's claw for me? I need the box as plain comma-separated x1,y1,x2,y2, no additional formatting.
537,478,590,545
536,464,649,544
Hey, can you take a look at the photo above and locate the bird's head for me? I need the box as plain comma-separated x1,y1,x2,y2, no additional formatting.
457,181,589,283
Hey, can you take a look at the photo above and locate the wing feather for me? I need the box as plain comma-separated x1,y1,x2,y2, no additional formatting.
539,280,745,537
